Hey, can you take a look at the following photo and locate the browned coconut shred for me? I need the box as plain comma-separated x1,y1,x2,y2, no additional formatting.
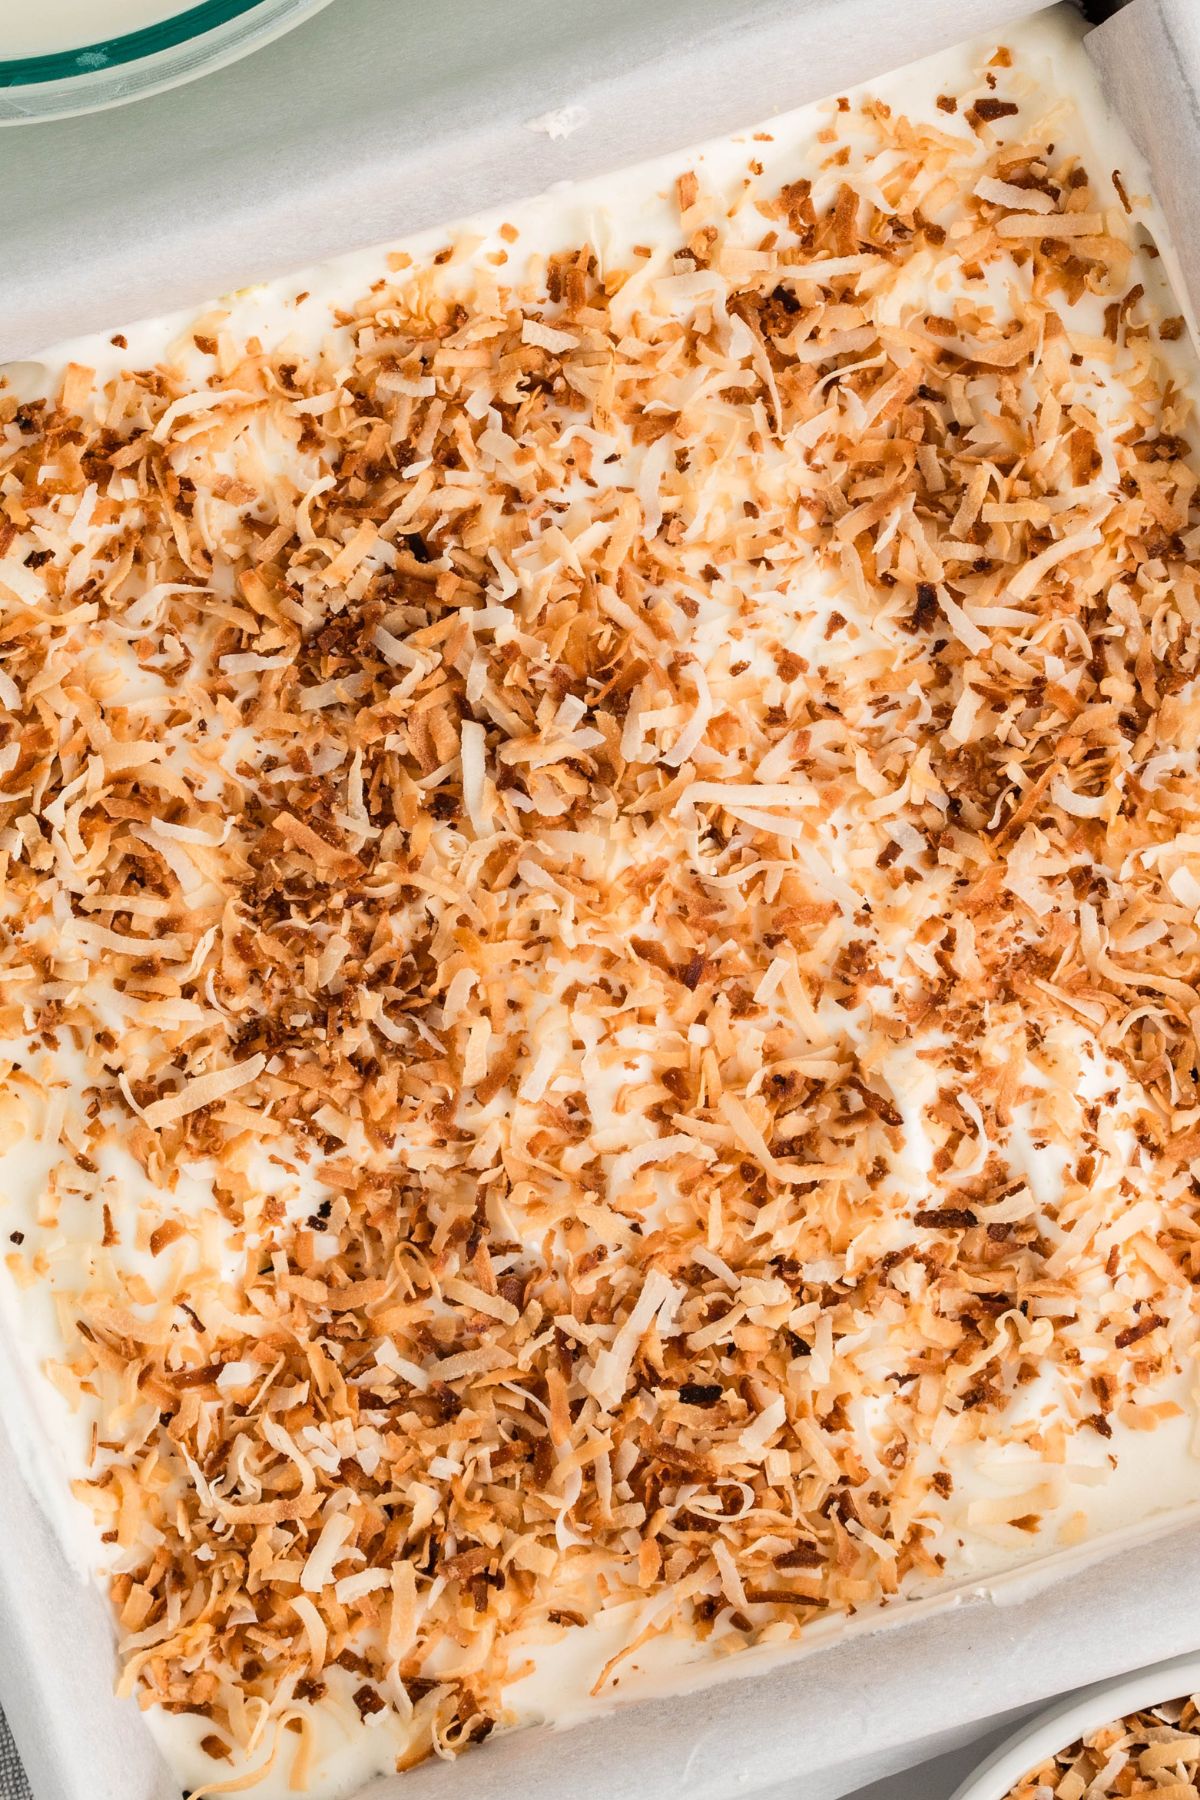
2,32,1200,1791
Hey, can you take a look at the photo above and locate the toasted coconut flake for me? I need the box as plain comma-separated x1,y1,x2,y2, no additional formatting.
995,210,1104,237
1006,522,1104,602
460,718,491,834
290,1594,329,1672
974,175,1056,213
300,1511,355,1593
521,317,579,354
142,1055,267,1129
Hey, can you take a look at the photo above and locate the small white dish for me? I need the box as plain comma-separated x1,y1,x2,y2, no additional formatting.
951,1651,1200,1800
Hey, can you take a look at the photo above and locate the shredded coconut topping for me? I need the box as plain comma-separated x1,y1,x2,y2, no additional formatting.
1005,1692,1200,1799
2,31,1200,1793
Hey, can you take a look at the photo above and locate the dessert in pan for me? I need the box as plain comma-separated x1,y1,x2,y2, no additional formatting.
1,7,1199,1796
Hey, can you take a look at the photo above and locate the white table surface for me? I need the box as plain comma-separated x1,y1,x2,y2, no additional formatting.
846,1726,1015,1799
744,1703,1040,1799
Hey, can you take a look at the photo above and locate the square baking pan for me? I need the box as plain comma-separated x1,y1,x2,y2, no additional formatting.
2,3,1199,1798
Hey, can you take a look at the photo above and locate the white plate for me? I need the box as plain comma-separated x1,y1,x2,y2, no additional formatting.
0,0,336,123
950,1652,1200,1800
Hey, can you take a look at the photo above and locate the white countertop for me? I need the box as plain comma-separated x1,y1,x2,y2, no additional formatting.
846,1729,1013,1799
746,1710,1034,1799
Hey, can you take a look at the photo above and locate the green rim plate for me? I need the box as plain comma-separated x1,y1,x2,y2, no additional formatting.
0,0,267,86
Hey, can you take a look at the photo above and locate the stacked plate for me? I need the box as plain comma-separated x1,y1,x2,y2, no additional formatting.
0,0,334,122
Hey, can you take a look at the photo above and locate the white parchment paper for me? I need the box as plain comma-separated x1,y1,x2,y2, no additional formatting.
3,2,1200,1798
1087,0,1200,336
